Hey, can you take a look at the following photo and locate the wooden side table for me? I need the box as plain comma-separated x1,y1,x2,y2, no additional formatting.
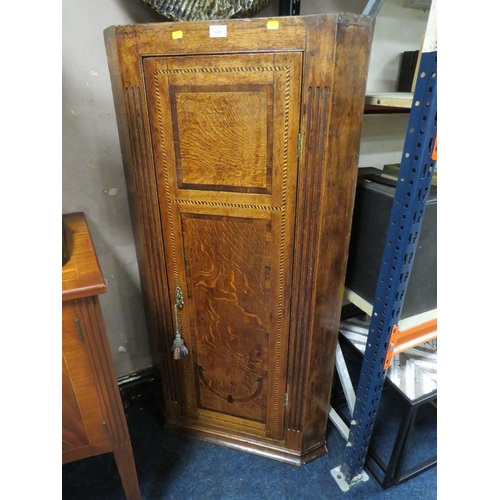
62,212,142,500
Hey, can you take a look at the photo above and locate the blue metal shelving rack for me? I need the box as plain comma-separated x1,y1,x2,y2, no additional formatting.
331,0,437,491
278,0,437,490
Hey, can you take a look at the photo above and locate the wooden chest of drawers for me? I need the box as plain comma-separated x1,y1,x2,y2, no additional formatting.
62,212,142,499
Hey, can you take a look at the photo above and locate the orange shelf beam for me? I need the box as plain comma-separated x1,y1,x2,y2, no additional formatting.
384,318,437,369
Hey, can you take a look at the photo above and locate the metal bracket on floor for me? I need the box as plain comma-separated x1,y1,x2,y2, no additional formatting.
331,466,369,492
329,343,369,490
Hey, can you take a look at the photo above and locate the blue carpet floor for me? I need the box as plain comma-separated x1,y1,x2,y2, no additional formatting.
62,399,437,500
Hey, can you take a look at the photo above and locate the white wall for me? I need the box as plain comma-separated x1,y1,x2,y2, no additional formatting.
62,0,430,377
357,0,429,168
295,0,429,91
63,0,165,377
295,0,429,168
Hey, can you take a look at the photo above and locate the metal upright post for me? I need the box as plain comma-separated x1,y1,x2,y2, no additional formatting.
362,0,386,17
278,0,300,16
332,0,437,491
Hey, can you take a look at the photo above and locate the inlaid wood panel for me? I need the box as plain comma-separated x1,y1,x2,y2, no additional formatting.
143,51,301,207
172,87,272,192
182,214,271,423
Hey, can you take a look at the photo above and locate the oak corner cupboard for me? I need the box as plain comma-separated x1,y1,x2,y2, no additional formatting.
104,13,374,465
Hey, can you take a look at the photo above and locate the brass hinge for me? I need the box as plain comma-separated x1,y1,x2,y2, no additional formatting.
297,133,303,158
284,393,288,407
102,421,110,438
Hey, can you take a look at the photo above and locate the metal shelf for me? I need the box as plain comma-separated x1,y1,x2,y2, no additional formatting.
364,92,413,114
344,287,436,333
365,92,413,108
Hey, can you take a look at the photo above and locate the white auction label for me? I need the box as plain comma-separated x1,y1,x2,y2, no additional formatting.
209,25,227,38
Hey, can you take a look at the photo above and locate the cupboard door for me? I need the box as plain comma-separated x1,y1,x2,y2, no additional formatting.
62,301,109,459
143,52,302,439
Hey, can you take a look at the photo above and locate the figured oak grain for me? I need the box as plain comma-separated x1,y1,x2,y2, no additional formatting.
173,89,270,191
183,214,270,423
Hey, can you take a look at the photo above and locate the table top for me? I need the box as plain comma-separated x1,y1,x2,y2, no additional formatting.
62,212,106,302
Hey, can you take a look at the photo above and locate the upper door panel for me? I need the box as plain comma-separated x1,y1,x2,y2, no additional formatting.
143,52,302,209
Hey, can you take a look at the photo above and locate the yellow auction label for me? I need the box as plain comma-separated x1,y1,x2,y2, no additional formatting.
267,20,279,30
172,30,183,40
